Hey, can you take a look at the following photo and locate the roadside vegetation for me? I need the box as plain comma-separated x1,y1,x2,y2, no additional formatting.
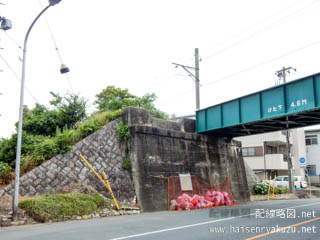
253,180,289,195
0,86,168,184
18,193,106,222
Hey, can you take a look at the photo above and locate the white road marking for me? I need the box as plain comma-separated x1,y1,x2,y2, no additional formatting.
109,202,320,240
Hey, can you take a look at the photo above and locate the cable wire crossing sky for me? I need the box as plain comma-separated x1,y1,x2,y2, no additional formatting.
1,0,320,138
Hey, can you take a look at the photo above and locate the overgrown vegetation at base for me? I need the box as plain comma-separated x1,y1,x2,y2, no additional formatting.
0,86,168,183
18,193,106,222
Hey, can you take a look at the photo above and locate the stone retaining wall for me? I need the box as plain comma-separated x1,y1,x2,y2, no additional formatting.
0,119,135,202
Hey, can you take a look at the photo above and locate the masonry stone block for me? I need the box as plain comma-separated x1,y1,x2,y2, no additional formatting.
2,107,250,212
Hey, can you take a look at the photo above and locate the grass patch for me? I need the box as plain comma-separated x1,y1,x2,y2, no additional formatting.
18,193,106,222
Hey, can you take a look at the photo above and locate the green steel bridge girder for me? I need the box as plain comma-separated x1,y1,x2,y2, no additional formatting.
196,72,320,137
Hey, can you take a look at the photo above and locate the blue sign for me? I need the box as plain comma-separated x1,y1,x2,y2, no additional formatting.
299,157,306,164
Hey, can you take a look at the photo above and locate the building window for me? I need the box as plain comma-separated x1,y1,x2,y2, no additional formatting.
306,165,317,176
305,135,318,145
242,147,263,157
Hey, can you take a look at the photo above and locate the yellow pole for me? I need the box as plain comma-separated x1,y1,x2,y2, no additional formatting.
267,176,271,200
272,175,276,200
102,170,120,211
79,154,120,210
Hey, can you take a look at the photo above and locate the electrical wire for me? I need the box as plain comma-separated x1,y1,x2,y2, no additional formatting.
201,0,320,62
2,31,23,62
162,38,320,106
202,39,320,87
38,0,74,94
0,53,39,103
3,31,22,50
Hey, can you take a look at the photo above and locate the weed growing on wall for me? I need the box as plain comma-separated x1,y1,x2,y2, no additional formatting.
117,122,131,171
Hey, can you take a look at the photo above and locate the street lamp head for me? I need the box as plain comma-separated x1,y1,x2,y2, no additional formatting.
60,64,69,74
0,18,12,31
49,0,62,6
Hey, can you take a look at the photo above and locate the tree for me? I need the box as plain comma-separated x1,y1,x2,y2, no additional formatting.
137,93,168,119
94,86,168,119
21,104,60,136
20,92,87,137
50,92,87,129
94,86,137,111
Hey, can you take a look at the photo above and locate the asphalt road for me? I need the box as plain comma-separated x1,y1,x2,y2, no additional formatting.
1,199,319,240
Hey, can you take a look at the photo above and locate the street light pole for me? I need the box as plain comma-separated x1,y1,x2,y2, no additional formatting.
12,0,62,221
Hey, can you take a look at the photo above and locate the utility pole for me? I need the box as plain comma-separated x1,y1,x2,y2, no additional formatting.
173,48,200,110
195,48,200,110
275,66,296,193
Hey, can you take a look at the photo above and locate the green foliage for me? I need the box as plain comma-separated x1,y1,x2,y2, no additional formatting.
253,180,269,195
275,187,289,194
21,93,87,137
54,128,75,153
116,122,131,171
253,180,290,195
0,162,12,176
18,194,106,222
50,92,88,129
95,86,168,119
122,145,131,171
137,93,169,119
33,138,60,163
105,109,122,122
78,119,101,137
0,136,17,165
95,86,136,111
0,133,46,166
0,162,13,184
117,122,130,141
20,155,37,174
21,104,60,136
0,86,166,177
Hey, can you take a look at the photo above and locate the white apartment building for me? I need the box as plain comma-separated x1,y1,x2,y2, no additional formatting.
236,128,306,180
305,129,320,184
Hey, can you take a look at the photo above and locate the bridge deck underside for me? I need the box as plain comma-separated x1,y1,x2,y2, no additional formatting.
203,109,320,137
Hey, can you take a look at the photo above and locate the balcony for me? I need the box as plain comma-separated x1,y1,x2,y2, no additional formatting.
244,154,288,170
265,154,288,170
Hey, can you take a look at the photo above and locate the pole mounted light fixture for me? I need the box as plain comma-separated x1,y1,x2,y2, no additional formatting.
0,17,12,30
12,0,64,221
49,0,62,6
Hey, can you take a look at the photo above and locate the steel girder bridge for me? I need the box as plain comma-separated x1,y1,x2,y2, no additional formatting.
196,72,320,137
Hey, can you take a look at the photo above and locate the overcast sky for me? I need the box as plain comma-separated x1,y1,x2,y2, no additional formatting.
1,0,320,138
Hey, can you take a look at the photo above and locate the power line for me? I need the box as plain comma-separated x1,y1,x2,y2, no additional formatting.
3,31,22,49
0,53,39,103
38,0,74,94
161,37,320,106
202,39,320,87
201,0,320,62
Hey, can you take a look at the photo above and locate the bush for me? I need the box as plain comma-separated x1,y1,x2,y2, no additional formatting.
20,155,37,175
0,133,46,166
0,161,12,175
54,128,75,153
18,193,106,222
117,122,130,141
275,187,289,194
78,119,101,137
0,161,13,184
33,138,60,164
105,109,122,122
253,180,269,195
